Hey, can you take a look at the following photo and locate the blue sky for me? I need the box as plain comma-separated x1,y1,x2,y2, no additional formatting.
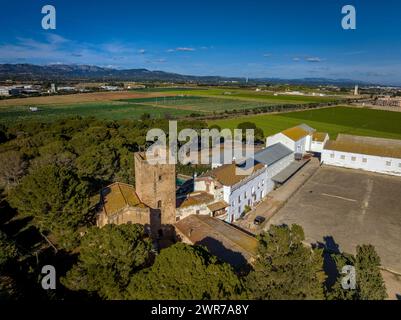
0,0,401,84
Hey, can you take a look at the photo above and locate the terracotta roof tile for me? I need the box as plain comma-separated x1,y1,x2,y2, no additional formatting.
101,182,146,216
199,162,265,186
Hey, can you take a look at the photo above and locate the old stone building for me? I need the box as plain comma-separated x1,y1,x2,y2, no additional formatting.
134,151,176,237
97,151,176,238
96,182,151,230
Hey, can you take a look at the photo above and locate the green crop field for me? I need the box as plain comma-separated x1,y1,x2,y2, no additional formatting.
0,87,347,123
0,101,198,123
119,96,276,112
158,88,342,104
208,106,401,140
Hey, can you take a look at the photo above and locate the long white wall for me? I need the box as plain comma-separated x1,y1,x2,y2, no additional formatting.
265,152,294,192
322,149,401,176
225,152,294,222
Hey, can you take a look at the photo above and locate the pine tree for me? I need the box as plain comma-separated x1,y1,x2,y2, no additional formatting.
355,245,387,300
328,245,387,300
246,224,326,300
8,164,90,249
127,243,244,300
62,224,151,300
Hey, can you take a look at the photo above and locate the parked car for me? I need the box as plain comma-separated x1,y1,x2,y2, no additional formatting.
253,216,266,225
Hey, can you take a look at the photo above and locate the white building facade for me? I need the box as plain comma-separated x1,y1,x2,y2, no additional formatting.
322,134,401,176
266,124,328,155
195,143,294,222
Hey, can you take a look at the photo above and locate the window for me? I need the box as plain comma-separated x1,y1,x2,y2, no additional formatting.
330,153,335,159
386,161,392,166
157,200,162,208
244,192,247,199
196,210,200,215
340,155,345,160
351,156,356,162
362,158,367,163
238,195,241,203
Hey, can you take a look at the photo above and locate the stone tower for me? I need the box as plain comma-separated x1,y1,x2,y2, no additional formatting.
134,151,176,237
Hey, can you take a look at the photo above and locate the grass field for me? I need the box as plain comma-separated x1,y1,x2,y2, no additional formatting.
208,106,401,140
0,87,345,123
0,101,197,123
119,96,276,112
159,88,341,104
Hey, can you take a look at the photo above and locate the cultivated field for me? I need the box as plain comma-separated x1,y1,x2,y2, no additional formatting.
0,87,343,123
209,106,401,140
119,96,276,112
0,90,173,107
154,88,342,104
0,101,196,122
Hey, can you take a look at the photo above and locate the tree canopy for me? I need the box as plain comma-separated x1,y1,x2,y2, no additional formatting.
246,224,326,300
328,244,387,300
127,243,244,300
8,164,90,249
0,230,19,271
62,224,151,300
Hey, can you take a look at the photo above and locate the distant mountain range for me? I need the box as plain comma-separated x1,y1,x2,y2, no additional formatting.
0,63,370,86
0,64,242,83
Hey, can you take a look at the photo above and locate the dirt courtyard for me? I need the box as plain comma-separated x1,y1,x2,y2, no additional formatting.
267,165,401,297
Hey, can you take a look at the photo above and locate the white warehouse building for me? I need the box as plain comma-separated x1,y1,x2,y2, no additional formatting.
321,134,401,176
266,124,329,155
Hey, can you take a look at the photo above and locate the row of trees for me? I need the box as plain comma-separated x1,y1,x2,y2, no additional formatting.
58,223,387,300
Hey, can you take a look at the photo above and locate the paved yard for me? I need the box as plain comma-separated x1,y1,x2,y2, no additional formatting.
267,165,401,299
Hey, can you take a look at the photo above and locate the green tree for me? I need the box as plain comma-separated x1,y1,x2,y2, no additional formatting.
237,122,264,143
62,224,151,300
75,143,118,183
326,252,357,300
0,124,7,143
246,224,326,300
327,245,387,300
140,113,151,121
0,150,27,189
0,231,19,271
127,243,244,300
8,165,90,249
355,245,387,300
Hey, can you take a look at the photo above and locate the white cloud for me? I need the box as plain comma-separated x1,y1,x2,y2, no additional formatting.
305,57,323,63
176,47,195,52
0,34,149,68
